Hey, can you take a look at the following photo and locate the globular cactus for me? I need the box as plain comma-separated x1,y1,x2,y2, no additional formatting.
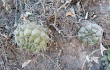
14,22,49,52
78,21,103,45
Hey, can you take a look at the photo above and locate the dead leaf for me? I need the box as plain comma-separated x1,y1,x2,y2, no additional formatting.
100,43,107,56
22,60,32,68
66,12,74,17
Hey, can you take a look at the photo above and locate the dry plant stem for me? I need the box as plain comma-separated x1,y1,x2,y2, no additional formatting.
18,0,23,13
0,34,21,61
50,24,81,38
0,34,8,39
52,0,80,37
57,1,70,11
14,0,18,26
1,41,8,69
52,0,77,37
52,0,71,15
55,50,62,69
37,52,61,70
83,0,90,8
54,0,59,25
40,0,45,14
62,34,79,38
75,22,80,28
81,49,100,70
8,45,21,58
8,46,26,66
70,7,80,28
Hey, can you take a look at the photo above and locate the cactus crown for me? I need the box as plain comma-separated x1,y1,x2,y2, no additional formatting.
78,21,103,45
14,22,49,52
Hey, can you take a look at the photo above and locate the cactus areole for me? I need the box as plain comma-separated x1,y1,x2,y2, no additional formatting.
78,21,103,45
14,22,49,52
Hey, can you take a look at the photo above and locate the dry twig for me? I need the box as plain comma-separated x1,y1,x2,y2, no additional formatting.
81,49,100,70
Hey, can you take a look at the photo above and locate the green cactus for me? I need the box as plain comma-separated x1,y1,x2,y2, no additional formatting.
78,21,103,45
14,22,49,52
101,48,110,70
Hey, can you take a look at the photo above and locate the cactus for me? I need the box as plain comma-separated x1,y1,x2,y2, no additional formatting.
78,21,103,45
101,48,110,70
14,22,49,52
